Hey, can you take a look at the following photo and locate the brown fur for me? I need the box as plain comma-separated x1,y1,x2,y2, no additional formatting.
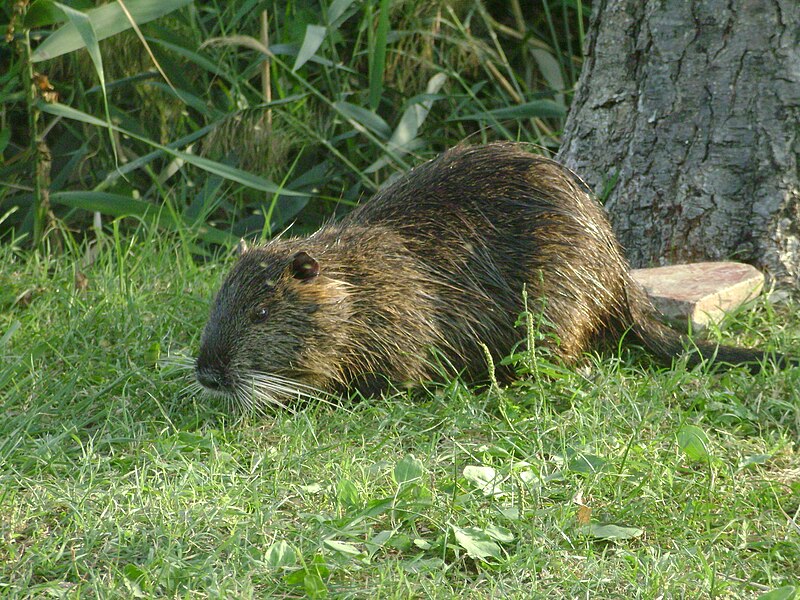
195,143,786,405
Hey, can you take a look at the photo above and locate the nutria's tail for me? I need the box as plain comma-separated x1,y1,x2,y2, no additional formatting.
623,276,791,374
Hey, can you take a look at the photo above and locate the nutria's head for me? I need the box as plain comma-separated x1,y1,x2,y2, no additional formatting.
195,243,351,410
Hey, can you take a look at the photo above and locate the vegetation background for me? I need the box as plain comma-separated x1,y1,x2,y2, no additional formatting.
1,0,798,597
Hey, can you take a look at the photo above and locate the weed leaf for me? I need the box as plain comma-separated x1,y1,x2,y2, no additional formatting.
337,479,360,509
323,539,362,556
567,453,608,474
327,0,357,26
394,454,424,486
584,523,643,540
677,424,711,461
32,0,193,62
463,465,504,497
452,526,502,561
757,586,797,600
294,25,327,71
484,524,514,543
265,540,297,568
333,101,391,138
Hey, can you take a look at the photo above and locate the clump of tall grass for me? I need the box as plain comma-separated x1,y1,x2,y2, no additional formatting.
1,0,588,249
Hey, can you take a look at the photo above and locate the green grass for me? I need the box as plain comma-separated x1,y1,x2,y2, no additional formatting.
3,0,581,246
1,231,798,599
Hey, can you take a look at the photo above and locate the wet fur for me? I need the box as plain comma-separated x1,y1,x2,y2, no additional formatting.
196,143,786,406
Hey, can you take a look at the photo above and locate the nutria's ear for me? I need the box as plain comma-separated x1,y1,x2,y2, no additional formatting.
290,251,320,280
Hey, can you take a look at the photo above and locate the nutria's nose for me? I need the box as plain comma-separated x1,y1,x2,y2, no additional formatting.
195,367,229,391
195,354,232,392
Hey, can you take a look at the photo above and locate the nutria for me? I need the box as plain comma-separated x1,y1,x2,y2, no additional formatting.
195,143,786,408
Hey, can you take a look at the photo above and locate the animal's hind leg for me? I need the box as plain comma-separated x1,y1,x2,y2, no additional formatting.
517,293,595,365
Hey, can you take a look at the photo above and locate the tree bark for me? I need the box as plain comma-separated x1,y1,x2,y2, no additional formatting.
557,0,800,287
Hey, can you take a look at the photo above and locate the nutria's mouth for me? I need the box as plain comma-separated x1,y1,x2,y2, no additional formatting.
194,363,335,414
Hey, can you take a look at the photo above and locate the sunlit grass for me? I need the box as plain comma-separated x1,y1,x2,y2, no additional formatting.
1,232,797,598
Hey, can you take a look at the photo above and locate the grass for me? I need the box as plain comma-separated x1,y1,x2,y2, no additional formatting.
3,0,580,245
1,229,798,598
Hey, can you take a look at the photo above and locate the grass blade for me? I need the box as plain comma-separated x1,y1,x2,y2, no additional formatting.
293,25,327,71
333,101,391,138
368,0,391,110
54,3,116,163
450,100,566,122
50,191,235,245
31,0,193,62
38,101,310,197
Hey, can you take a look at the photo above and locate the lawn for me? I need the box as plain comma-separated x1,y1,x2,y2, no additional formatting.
1,232,798,598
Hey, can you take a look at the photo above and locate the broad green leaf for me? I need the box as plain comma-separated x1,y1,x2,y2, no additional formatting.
365,530,393,555
307,554,330,598
738,454,772,469
39,100,107,127
303,571,327,599
450,100,566,122
144,342,160,367
0,321,21,349
389,72,447,148
121,564,147,597
757,586,797,600
284,554,329,588
677,424,711,461
498,506,520,521
394,454,424,486
265,540,297,568
24,0,69,28
323,539,361,556
452,526,501,561
358,497,394,519
484,524,514,543
365,73,446,173
49,190,161,214
293,25,327,71
463,465,504,497
568,453,608,474
122,563,145,581
55,4,102,79
32,0,194,62
584,523,644,540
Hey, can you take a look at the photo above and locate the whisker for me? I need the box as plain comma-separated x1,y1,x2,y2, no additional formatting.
246,379,294,414
159,353,196,371
247,373,347,411
165,353,344,415
179,380,203,398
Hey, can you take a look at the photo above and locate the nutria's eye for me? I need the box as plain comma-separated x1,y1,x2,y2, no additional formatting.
250,306,270,323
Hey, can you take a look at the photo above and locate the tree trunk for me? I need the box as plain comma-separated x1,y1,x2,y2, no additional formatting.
557,0,800,287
